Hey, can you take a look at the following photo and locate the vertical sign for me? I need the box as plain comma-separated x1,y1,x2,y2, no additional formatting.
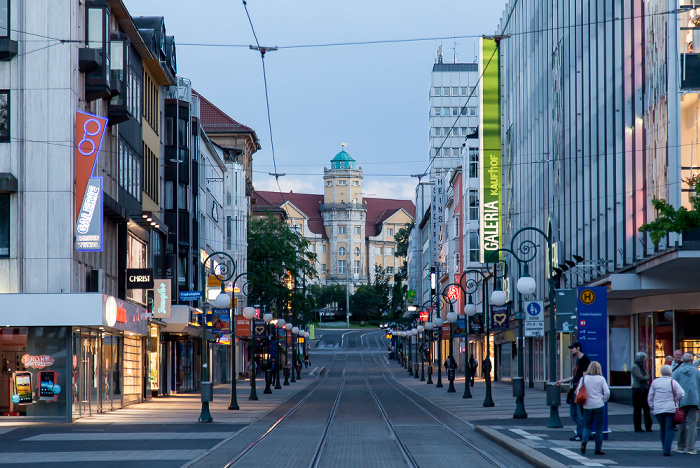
490,304,509,330
524,301,544,337
431,176,445,265
153,279,172,319
577,286,608,432
479,37,502,262
75,111,108,252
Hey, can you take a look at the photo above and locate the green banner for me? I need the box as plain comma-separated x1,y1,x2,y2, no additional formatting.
479,38,501,263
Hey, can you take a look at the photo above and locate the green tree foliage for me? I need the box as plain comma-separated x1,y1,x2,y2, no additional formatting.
247,216,316,321
390,223,413,315
638,184,700,246
350,284,383,321
307,283,347,315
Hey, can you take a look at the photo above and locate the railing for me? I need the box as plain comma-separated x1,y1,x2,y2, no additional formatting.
320,202,367,211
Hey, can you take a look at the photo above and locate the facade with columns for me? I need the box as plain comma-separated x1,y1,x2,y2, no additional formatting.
253,148,414,289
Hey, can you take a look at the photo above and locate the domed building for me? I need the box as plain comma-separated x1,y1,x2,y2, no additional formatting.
253,145,415,288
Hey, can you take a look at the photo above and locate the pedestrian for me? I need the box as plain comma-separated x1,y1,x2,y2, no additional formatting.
555,341,591,442
270,357,277,385
648,364,685,456
631,352,653,432
303,352,310,368
468,354,478,387
672,352,700,454
672,350,683,372
577,361,610,456
665,356,674,367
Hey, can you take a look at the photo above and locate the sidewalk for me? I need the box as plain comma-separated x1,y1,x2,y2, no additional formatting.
383,358,700,468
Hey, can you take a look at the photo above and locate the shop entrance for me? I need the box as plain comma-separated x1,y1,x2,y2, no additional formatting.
1,350,26,416
79,332,99,416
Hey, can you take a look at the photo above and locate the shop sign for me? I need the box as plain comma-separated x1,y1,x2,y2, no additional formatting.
21,354,54,369
236,318,251,337
431,176,445,265
491,304,509,330
75,111,108,253
126,268,154,289
153,279,171,319
179,290,202,301
419,311,429,322
441,323,450,340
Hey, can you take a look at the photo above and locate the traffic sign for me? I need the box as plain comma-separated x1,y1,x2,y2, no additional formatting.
524,321,544,337
179,290,202,301
524,301,544,322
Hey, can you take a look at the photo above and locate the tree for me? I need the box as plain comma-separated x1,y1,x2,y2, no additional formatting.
307,283,347,319
247,215,316,321
639,183,700,246
391,223,413,315
350,284,383,321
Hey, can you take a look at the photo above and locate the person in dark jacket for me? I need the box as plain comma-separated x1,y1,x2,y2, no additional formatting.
631,352,653,432
672,353,700,455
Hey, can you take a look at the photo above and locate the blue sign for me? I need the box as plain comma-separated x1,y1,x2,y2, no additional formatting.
179,290,202,302
577,286,608,434
453,317,466,337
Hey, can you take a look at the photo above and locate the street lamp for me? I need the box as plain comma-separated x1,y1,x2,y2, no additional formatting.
412,328,419,379
263,312,274,394
292,327,301,380
289,323,296,383
199,251,237,423
424,321,434,384
242,306,258,401
463,293,477,398
434,316,444,388
417,324,425,381
275,318,284,390
446,305,458,393
284,322,292,385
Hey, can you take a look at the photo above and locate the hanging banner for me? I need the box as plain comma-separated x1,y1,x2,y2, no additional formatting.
152,279,172,319
491,304,509,330
468,314,484,335
430,176,445,265
75,111,108,252
479,37,502,262
453,317,467,337
236,317,251,337
253,319,266,339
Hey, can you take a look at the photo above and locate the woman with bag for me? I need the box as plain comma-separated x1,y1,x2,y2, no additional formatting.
648,364,686,456
576,361,610,455
631,352,653,432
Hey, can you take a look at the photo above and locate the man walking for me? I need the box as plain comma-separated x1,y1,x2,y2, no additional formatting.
468,354,478,387
555,342,590,442
672,352,700,455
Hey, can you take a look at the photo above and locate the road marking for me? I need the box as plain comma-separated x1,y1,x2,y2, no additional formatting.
23,432,236,441
308,366,319,376
0,450,205,463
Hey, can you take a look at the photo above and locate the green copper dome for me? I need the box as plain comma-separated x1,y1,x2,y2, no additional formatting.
331,149,355,169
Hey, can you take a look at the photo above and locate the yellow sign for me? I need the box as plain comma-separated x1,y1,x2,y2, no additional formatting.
208,275,222,287
386,334,393,340
580,289,596,305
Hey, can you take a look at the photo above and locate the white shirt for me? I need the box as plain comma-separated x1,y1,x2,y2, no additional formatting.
576,375,610,409
648,376,685,415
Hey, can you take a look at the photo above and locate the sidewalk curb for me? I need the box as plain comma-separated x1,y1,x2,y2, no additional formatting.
475,426,569,468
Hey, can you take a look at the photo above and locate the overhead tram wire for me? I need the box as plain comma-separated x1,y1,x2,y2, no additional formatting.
241,0,286,199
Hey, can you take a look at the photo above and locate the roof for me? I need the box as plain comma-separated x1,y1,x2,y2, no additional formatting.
331,150,355,162
253,191,415,239
192,89,254,133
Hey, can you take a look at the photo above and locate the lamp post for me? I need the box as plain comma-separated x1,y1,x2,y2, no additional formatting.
227,272,259,411
263,311,274,394
199,251,237,423
434,315,444,388
284,322,292,385
293,327,301,380
289,324,296,383
462,284,478,399
412,328,419,379
418,324,425,381
275,317,284,390
242,306,258,400
408,327,414,376
424,321,434,384
443,301,458,393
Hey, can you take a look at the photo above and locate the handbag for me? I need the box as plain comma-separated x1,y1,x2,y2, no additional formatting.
671,380,686,425
574,376,587,405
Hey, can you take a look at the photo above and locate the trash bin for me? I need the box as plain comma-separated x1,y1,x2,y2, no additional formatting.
201,381,213,403
546,382,561,407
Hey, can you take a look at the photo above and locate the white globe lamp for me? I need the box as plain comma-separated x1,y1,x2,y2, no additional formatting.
263,312,273,324
491,289,508,307
242,306,256,320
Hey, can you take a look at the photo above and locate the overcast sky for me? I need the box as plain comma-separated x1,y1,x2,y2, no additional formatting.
124,0,508,200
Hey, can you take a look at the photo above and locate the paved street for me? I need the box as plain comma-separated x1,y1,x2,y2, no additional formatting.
1,328,698,467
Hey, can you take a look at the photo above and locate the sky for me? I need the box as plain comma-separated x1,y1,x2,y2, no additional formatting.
124,0,508,200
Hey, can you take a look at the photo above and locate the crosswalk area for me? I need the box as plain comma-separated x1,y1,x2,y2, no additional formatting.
0,428,239,466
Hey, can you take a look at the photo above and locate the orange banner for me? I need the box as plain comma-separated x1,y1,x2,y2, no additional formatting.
441,324,451,340
75,111,108,221
235,317,251,337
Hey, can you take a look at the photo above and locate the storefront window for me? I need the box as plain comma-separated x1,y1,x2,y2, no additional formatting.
637,313,654,376
609,316,631,386
653,311,674,378
677,311,700,359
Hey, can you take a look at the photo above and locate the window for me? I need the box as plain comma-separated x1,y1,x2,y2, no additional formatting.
352,180,359,186
322,244,327,254
327,181,332,186
433,87,440,96
460,127,468,137
354,246,360,256
0,91,8,141
442,87,449,96
433,127,441,137
338,247,346,256
0,193,8,257
386,247,393,256
460,87,468,96
443,127,450,137
386,267,394,274
388,228,393,236
452,107,459,116
118,139,142,201
452,87,459,96
0,0,8,37
469,232,479,262
443,148,451,157
353,260,360,275
469,148,479,178
338,180,347,186
434,107,441,116
322,264,327,273
354,226,360,234
308,243,315,253
461,107,468,116
469,189,479,220
469,107,477,116
376,247,382,255
338,226,346,234
443,107,450,116
452,148,460,157
338,260,346,274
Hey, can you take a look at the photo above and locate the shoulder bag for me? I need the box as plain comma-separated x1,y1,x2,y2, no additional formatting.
671,380,686,425
574,376,587,405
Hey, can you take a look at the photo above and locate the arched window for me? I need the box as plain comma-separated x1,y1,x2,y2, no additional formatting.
354,247,360,257
338,247,346,256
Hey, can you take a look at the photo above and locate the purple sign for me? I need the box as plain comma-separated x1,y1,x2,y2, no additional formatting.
491,304,509,330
